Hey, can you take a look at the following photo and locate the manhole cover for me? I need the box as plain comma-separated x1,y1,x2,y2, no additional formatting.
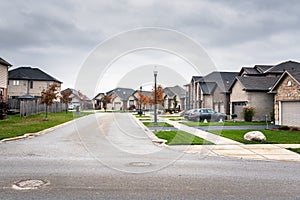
129,162,152,167
12,179,49,190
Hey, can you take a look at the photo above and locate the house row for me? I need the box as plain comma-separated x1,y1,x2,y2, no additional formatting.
0,60,91,110
186,60,300,126
93,85,186,111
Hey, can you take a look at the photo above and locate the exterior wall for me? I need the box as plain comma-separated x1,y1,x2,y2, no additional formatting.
0,64,8,101
127,95,136,109
211,86,227,113
230,81,248,117
274,75,300,125
189,80,201,109
8,80,61,98
110,96,123,110
203,95,212,108
248,92,274,121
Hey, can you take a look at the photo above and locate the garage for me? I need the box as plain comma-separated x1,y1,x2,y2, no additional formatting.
281,101,300,126
232,102,246,120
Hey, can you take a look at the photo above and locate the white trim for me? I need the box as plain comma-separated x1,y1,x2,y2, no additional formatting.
278,101,282,125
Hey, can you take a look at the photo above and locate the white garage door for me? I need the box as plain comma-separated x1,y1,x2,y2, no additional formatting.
281,101,300,126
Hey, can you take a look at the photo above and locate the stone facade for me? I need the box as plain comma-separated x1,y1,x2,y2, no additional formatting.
273,74,300,125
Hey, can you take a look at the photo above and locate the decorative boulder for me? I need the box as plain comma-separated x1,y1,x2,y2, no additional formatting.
244,131,266,142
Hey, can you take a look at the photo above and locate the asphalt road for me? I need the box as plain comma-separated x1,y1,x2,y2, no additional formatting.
1,113,300,200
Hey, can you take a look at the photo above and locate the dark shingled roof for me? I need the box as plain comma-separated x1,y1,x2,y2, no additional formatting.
107,88,135,101
9,67,62,83
240,67,260,75
236,76,279,91
254,65,273,73
191,76,203,82
266,60,300,73
291,71,300,83
0,57,12,67
200,82,217,95
202,71,239,93
164,85,185,98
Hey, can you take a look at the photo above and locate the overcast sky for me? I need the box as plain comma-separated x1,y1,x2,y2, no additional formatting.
1,0,300,97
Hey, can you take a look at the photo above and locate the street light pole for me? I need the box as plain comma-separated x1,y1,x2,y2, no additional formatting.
154,68,158,126
139,86,142,116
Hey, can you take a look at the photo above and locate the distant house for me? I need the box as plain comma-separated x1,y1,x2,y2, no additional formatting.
8,67,62,99
106,88,136,110
61,88,93,110
230,60,300,121
0,57,12,101
132,90,152,110
270,70,300,126
186,76,203,109
93,92,105,109
164,85,186,110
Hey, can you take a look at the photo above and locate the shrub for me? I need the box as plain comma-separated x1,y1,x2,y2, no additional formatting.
0,102,9,120
279,125,290,130
243,106,255,122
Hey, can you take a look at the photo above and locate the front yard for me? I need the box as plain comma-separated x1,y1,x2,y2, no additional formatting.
0,111,92,140
208,129,300,144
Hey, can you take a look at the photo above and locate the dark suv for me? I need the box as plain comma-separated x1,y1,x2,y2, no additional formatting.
188,108,226,122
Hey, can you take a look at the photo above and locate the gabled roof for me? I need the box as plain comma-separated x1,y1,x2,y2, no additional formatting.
191,76,203,82
62,88,91,101
266,60,300,74
164,85,185,98
0,57,12,67
270,70,300,92
93,92,105,100
107,87,135,101
202,71,239,93
235,76,279,91
254,65,273,73
200,82,217,95
9,67,62,83
239,67,260,76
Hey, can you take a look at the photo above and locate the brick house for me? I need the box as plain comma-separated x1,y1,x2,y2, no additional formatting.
163,85,186,110
8,67,62,99
0,57,12,101
269,70,300,126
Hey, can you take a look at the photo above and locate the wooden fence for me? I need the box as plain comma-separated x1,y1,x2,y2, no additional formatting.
8,98,66,117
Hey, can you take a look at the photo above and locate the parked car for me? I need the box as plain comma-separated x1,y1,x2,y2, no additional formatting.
188,108,226,122
68,104,75,110
181,109,197,119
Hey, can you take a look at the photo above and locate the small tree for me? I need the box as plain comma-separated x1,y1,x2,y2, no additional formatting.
60,89,72,114
173,96,178,109
151,85,164,106
41,83,59,119
101,95,111,112
243,106,256,122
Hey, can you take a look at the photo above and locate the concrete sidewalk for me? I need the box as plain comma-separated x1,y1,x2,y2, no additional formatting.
159,118,300,162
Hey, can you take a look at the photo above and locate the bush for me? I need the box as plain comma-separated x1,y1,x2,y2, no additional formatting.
279,125,290,130
0,102,9,120
243,106,255,122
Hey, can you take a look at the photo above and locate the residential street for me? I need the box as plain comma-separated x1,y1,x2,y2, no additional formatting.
1,113,300,200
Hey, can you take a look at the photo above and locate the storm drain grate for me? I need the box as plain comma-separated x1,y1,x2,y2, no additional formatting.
12,179,49,190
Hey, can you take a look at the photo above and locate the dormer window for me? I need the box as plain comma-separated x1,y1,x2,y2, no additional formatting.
287,80,292,86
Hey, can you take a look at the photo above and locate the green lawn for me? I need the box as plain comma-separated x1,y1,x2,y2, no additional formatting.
0,111,92,140
143,122,174,127
287,148,300,154
155,130,214,145
181,121,268,127
208,129,300,144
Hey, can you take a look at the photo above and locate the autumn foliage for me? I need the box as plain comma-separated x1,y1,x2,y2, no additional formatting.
151,85,164,105
60,89,72,113
41,83,59,119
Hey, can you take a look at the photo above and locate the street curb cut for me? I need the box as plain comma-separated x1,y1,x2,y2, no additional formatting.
0,113,94,143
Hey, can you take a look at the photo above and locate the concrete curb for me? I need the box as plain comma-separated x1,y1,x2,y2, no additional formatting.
129,114,167,145
0,114,93,143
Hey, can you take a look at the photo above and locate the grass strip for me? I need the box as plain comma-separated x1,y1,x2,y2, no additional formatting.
143,122,174,127
155,130,214,145
181,121,268,127
287,148,300,154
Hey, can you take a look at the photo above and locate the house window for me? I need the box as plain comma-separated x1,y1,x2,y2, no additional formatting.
23,81,27,86
287,80,292,86
30,81,33,89
129,100,134,105
13,80,20,86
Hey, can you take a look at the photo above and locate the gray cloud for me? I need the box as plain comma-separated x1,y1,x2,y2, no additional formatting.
1,0,300,96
